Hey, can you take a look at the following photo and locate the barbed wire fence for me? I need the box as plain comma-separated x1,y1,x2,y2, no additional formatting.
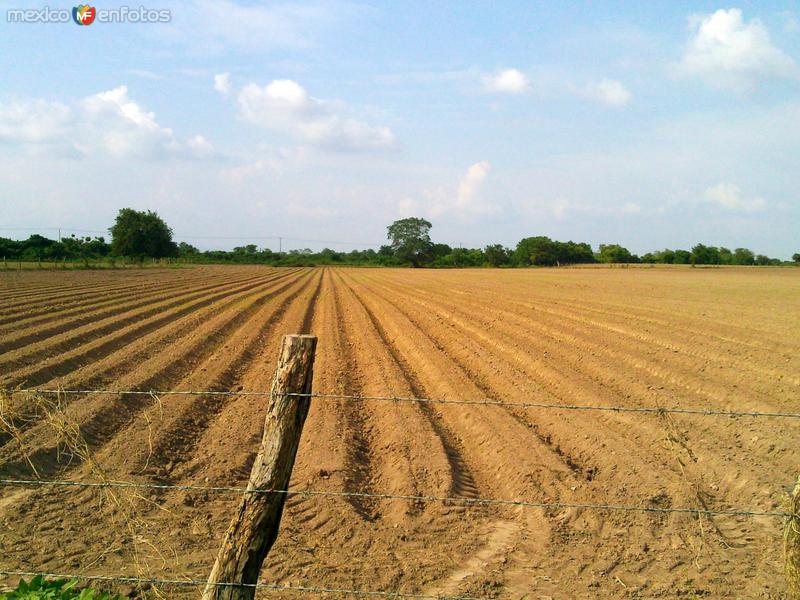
0,571,483,600
8,388,800,420
0,476,793,518
0,385,798,597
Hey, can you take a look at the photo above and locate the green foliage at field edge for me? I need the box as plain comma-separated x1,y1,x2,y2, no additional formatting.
0,577,124,600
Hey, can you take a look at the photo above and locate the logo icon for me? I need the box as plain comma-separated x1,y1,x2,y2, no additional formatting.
72,4,96,25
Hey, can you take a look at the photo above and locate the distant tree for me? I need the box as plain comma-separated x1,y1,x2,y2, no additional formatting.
110,208,178,258
755,254,772,266
673,249,691,264
437,247,484,267
431,243,453,260
85,236,109,256
0,237,22,259
792,252,800,264
659,249,676,264
387,217,433,267
597,244,634,264
484,244,510,267
732,247,755,265
514,237,596,266
514,236,558,266
559,241,595,264
319,248,343,263
719,247,733,265
178,241,199,256
236,244,258,254
642,249,676,264
691,243,721,265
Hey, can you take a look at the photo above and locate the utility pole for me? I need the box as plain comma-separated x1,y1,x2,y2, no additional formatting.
278,236,282,253
58,228,61,243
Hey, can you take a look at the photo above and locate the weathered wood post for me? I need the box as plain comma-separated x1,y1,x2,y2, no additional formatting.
787,476,800,599
203,334,317,600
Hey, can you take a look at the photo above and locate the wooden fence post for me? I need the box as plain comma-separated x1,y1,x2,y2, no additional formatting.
787,476,800,599
203,334,317,600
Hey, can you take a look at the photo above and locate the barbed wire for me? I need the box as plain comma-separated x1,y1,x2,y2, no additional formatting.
0,478,793,518
0,570,480,599
7,388,800,419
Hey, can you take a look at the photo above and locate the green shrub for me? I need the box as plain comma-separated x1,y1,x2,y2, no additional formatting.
1,576,124,600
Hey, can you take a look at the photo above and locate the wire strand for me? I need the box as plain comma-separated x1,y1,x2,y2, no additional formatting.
0,570,480,599
0,478,793,519
7,388,800,419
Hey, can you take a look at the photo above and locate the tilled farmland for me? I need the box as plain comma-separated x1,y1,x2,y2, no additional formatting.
0,265,798,599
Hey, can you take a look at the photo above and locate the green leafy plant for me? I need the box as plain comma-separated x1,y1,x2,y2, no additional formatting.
1,576,125,600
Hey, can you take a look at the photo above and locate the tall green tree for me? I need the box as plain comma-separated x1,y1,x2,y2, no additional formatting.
691,243,721,265
597,244,635,264
484,244,510,267
513,236,558,266
673,249,691,264
386,217,433,267
793,252,800,264
514,236,596,266
733,247,755,265
109,208,178,258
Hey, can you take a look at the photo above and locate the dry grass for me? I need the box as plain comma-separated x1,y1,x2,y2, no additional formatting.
787,476,800,599
0,389,170,598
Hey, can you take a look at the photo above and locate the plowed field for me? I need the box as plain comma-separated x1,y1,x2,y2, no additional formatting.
1,265,798,599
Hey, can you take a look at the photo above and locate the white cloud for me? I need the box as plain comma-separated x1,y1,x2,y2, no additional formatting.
482,68,530,94
160,0,361,53
129,69,164,81
457,160,492,209
235,79,396,152
0,99,71,145
421,161,499,219
680,8,799,90
584,78,632,107
622,202,642,214
705,182,766,212
0,86,212,160
214,73,232,97
186,135,214,159
221,145,308,183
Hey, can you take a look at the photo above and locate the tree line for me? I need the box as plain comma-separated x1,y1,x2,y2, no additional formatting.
1,210,797,267
383,218,796,267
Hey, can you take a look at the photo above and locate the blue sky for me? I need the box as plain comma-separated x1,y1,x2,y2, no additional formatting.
1,1,799,256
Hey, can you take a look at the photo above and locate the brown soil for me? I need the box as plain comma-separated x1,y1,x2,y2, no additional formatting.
0,265,798,599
